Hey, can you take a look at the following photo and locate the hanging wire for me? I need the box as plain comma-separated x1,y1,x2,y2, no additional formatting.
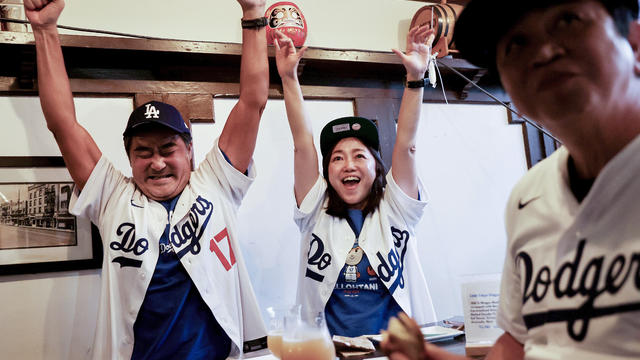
0,17,181,40
436,59,560,142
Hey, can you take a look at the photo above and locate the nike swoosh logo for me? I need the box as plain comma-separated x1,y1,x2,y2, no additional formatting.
518,196,540,210
130,199,144,208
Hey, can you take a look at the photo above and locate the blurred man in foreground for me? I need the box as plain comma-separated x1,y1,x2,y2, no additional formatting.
382,0,640,359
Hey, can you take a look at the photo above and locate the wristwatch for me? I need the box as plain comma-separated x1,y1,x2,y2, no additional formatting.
404,76,427,88
241,17,268,29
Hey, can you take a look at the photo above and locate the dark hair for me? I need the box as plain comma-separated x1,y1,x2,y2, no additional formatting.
322,143,387,219
123,125,192,158
456,0,639,73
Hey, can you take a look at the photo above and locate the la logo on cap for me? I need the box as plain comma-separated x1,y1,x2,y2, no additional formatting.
144,104,160,119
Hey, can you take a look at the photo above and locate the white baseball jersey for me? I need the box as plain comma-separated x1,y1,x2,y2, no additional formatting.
295,171,437,325
498,135,640,359
70,139,266,360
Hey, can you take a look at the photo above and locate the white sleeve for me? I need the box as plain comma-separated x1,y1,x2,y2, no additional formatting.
69,156,128,225
496,249,529,343
293,175,327,232
383,169,428,226
191,138,256,209
496,190,529,344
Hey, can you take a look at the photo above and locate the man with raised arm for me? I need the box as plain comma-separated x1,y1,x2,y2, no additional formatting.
382,0,640,359
24,0,269,358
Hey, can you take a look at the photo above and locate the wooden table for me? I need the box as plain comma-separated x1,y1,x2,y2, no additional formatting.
250,334,468,360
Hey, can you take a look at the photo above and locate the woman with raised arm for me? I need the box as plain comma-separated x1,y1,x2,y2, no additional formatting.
274,26,437,337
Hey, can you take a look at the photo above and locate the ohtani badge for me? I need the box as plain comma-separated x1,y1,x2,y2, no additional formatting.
332,123,351,133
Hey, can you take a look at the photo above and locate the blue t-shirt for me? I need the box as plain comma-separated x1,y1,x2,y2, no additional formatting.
131,196,231,360
324,209,403,337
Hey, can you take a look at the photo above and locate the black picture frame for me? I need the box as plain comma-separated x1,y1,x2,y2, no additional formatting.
0,156,102,275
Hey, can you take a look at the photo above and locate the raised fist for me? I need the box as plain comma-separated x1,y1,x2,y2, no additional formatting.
24,0,65,31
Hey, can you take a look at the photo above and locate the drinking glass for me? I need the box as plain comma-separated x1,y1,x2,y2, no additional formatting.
281,308,336,360
266,306,291,359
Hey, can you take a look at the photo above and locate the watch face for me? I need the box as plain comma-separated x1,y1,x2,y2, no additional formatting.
265,1,308,47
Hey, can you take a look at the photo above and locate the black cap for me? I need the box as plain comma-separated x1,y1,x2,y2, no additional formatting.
320,116,380,157
123,101,191,138
454,0,640,69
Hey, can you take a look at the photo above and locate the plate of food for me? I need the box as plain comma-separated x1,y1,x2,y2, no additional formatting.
420,325,464,342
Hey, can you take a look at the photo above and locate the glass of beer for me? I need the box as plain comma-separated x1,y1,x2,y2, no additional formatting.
281,309,336,360
266,306,292,359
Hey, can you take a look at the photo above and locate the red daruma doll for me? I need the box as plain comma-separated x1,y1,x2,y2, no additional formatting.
265,1,308,47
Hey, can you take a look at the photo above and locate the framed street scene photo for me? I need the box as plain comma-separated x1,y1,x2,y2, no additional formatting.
0,95,131,275
0,158,102,275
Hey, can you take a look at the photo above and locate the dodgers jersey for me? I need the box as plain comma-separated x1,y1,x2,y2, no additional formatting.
499,135,640,359
70,139,266,359
294,171,437,325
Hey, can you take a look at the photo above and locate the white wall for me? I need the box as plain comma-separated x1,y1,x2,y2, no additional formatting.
0,270,101,360
415,103,527,320
54,0,431,52
0,97,132,360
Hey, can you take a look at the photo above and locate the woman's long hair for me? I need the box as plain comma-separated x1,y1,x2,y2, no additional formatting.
322,143,387,219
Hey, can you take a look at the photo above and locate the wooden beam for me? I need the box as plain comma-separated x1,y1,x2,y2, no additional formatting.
0,31,481,70
134,93,214,123
0,76,509,104
0,76,404,99
459,69,487,100
354,98,401,167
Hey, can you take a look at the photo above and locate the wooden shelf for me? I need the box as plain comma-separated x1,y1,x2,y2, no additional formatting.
0,30,505,103
0,31,481,67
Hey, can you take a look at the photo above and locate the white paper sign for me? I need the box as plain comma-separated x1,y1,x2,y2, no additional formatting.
460,274,504,345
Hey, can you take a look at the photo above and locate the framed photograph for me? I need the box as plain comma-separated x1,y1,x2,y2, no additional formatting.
0,157,102,275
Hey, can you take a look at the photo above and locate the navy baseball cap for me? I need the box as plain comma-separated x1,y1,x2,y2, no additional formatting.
320,116,380,157
123,101,191,138
454,0,640,70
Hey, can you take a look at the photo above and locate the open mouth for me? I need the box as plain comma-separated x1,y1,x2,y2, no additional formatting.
342,176,361,187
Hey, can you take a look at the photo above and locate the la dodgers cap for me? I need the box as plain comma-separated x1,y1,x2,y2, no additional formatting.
454,0,640,70
320,116,380,157
123,101,191,138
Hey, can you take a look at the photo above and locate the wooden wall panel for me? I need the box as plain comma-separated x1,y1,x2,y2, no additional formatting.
354,97,402,167
133,93,214,125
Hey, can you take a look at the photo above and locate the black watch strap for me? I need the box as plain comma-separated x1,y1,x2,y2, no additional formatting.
404,76,427,88
241,17,268,29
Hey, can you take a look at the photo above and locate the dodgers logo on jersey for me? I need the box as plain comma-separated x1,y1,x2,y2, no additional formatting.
375,226,410,294
305,233,332,282
110,222,149,268
170,195,213,258
144,104,160,119
517,238,640,341
110,195,216,268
